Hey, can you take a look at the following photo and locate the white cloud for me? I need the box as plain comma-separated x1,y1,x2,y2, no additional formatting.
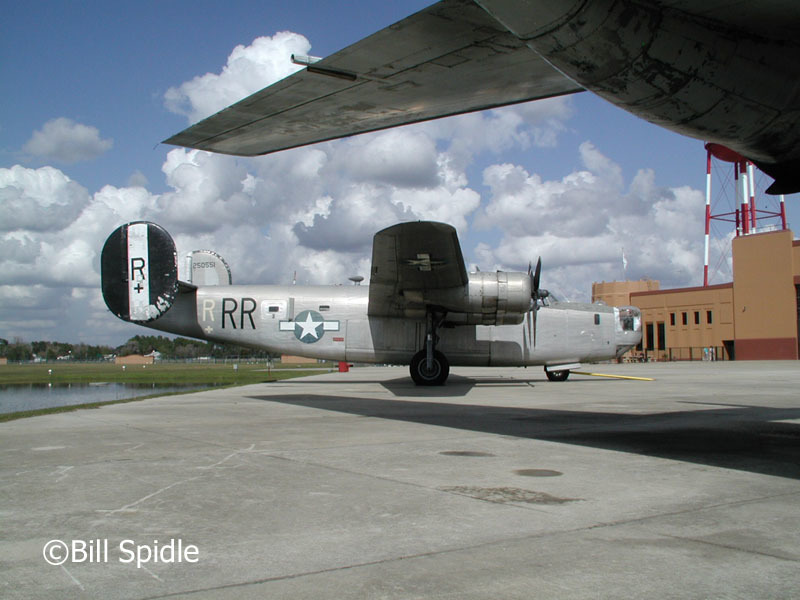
164,32,310,123
0,165,89,232
23,118,112,163
2,29,715,346
472,143,712,300
342,129,439,188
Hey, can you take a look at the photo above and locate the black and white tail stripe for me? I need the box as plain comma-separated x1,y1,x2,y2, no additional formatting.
101,221,178,322
127,222,151,321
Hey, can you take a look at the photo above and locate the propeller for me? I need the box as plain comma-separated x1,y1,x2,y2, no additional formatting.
526,257,548,348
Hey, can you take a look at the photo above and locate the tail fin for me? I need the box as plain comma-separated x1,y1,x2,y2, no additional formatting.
186,249,232,285
101,222,178,322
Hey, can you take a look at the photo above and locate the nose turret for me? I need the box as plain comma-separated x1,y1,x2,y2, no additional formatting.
614,306,642,357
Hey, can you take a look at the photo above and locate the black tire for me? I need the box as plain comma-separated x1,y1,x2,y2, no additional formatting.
545,368,570,382
410,350,450,386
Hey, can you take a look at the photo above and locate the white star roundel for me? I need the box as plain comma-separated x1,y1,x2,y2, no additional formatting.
280,310,339,344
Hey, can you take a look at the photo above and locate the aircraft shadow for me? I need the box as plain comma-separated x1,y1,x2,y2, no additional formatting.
275,374,604,398
246,393,800,481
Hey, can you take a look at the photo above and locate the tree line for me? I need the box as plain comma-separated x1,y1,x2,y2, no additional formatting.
0,336,273,362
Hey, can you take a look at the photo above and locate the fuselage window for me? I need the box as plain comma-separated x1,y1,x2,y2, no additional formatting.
319,305,330,312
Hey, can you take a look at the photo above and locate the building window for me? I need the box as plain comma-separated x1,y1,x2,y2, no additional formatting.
657,322,666,351
645,323,654,351
707,310,713,324
694,311,700,325
682,312,688,326
670,313,676,326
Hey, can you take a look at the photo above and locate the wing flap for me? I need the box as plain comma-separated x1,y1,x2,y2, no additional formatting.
164,0,582,156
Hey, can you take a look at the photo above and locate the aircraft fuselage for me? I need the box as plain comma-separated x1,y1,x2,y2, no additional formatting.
149,283,641,368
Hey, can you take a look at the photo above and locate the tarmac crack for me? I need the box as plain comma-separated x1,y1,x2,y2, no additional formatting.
659,532,799,563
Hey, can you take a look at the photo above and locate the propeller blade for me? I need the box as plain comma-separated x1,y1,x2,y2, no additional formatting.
525,305,533,356
530,256,542,347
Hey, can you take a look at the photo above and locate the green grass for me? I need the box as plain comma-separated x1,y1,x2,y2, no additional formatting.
0,361,334,422
0,361,333,385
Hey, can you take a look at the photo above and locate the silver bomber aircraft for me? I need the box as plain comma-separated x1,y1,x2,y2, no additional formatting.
101,221,642,385
164,0,800,194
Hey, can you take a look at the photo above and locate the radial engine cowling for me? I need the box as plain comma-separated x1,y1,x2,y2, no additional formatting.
433,271,531,326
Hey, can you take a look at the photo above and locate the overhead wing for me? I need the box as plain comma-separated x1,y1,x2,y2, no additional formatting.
368,221,468,318
163,0,582,156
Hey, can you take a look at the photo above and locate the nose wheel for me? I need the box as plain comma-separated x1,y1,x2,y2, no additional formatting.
545,368,570,382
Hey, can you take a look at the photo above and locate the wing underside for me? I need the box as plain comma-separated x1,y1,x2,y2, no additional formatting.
368,221,468,318
163,0,582,156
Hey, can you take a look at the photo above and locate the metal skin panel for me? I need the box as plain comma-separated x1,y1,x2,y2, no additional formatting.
369,221,469,318
128,281,635,367
165,0,800,193
475,0,800,193
100,221,642,371
368,222,530,325
163,0,582,156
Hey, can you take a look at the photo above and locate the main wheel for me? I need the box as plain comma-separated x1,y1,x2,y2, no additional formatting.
410,350,450,386
545,368,570,382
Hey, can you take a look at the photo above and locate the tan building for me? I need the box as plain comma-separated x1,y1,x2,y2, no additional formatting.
592,279,660,308
115,354,154,365
280,355,318,365
593,229,800,361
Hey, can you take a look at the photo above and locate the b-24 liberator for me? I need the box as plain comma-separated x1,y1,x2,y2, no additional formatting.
101,221,642,385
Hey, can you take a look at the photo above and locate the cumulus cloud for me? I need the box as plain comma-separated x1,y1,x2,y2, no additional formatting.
23,118,112,163
0,166,89,232
2,28,713,346
164,32,309,122
473,142,712,300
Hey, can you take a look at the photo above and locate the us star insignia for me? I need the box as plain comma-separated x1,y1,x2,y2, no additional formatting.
403,253,446,272
279,310,339,343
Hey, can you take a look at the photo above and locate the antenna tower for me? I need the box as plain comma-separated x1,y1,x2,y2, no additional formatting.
703,143,787,286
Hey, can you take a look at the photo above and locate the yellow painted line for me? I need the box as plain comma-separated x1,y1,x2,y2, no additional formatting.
572,371,654,381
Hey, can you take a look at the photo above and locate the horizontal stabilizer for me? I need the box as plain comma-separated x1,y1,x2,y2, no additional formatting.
101,222,179,323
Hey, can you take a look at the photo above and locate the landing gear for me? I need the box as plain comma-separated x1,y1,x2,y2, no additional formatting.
410,349,450,385
545,368,570,382
410,310,450,385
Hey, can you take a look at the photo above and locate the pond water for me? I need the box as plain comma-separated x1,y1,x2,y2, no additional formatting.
0,383,212,415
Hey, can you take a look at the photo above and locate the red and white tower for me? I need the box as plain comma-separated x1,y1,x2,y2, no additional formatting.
703,143,787,286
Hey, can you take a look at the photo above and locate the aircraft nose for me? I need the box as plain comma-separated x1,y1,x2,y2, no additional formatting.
615,306,642,356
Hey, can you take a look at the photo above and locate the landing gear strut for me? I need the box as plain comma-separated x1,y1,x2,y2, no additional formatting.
410,310,449,385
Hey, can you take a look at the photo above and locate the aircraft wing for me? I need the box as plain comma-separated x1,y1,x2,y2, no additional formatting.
368,221,468,318
163,0,582,156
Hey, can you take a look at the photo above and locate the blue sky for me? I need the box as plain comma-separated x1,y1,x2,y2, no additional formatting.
2,1,797,346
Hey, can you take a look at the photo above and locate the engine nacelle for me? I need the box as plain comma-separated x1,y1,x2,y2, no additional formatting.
420,271,532,326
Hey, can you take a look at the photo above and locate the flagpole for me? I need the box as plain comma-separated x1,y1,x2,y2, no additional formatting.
622,247,628,280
